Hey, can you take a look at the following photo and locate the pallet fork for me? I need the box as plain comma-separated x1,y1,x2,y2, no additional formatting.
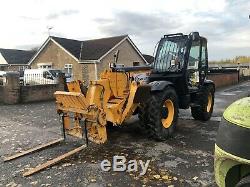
3,80,107,177
3,114,89,177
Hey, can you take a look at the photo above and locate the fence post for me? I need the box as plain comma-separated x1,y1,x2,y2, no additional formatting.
3,72,20,104
58,73,67,91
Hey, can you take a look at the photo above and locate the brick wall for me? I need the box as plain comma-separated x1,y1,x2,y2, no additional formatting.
1,73,65,104
207,72,239,88
20,84,64,103
3,72,20,104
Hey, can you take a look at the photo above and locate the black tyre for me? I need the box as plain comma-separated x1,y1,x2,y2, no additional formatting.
147,87,178,141
236,175,250,187
138,101,151,133
191,84,214,121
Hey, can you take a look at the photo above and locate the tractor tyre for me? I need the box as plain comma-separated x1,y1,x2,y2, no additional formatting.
138,101,151,133
191,84,214,121
147,87,178,141
236,175,250,187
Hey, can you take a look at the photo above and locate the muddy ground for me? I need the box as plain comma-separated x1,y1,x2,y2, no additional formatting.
0,81,249,187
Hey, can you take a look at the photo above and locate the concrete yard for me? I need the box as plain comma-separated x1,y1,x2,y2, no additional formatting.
0,81,250,187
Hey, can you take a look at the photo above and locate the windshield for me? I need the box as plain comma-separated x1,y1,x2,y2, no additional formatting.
154,37,187,72
49,70,62,77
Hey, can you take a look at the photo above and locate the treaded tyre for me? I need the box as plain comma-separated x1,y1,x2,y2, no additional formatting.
236,175,250,187
191,84,214,121
147,87,178,141
138,100,151,134
138,102,148,127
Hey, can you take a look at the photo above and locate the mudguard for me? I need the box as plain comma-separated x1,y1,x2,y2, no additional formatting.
204,79,215,90
133,85,151,103
149,81,174,92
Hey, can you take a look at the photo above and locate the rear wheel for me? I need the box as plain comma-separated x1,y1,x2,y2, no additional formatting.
147,87,178,141
191,84,214,121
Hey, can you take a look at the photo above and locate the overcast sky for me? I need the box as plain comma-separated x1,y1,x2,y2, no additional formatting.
0,0,249,60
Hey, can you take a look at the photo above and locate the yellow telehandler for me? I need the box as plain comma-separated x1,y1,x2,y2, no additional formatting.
3,32,215,176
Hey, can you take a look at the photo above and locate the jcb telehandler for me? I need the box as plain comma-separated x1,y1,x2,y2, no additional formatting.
3,32,215,176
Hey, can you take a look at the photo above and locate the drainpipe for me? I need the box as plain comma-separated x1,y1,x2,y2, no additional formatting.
94,62,98,80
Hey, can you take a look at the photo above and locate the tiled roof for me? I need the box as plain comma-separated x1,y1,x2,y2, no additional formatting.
143,54,154,64
51,35,127,60
0,48,35,65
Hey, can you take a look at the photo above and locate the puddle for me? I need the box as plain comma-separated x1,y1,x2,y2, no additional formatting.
219,92,235,96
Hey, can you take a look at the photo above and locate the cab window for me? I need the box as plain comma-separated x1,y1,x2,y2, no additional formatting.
200,41,207,68
188,41,200,69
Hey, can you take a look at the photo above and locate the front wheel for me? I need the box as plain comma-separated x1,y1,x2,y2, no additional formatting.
147,87,178,141
191,84,215,121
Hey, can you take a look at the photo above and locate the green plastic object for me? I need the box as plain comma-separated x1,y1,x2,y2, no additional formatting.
223,97,250,128
215,97,250,187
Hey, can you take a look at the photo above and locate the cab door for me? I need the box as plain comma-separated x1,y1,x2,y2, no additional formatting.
187,38,208,90
187,39,201,88
199,39,208,85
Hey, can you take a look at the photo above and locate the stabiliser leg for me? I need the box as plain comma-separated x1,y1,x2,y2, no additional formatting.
61,114,66,139
83,119,89,147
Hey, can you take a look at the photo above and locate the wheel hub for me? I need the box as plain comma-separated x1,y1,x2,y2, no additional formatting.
161,99,174,128
207,92,212,112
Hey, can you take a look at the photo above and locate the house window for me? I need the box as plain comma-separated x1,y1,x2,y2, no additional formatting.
64,64,73,78
39,65,52,69
133,61,140,66
19,66,28,71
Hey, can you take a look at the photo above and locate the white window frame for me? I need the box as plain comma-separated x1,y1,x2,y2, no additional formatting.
37,63,53,69
19,66,28,71
64,64,73,77
38,65,52,69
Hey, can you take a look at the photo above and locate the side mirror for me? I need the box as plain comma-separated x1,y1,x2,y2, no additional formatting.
190,32,200,41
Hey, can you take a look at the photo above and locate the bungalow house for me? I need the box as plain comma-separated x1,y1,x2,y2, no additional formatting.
0,48,35,71
29,35,147,85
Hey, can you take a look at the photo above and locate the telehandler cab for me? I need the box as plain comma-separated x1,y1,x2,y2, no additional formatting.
3,32,215,176
140,32,215,140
